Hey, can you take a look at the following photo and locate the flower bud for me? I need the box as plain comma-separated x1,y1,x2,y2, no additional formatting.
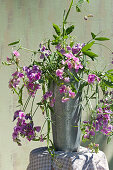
87,14,93,17
84,16,88,20
16,58,20,64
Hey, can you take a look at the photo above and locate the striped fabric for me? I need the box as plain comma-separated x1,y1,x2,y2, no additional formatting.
27,146,109,170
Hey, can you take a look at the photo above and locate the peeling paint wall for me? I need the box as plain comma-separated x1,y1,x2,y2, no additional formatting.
0,0,113,169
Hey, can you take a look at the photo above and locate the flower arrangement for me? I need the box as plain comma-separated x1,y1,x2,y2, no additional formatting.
3,0,113,154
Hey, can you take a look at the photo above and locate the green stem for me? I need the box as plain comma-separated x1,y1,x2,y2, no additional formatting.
96,83,99,108
40,119,47,134
62,0,73,45
87,31,102,44
64,0,73,23
94,43,113,53
46,107,50,149
32,105,39,118
30,95,36,116
23,95,31,112
20,46,39,54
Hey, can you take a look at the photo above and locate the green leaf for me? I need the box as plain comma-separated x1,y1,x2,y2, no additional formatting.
110,104,113,112
48,39,51,50
107,136,112,144
18,85,24,105
53,35,58,39
86,0,89,3
107,69,113,73
106,74,113,81
53,24,61,36
82,51,98,60
81,41,95,52
63,35,68,39
2,61,12,66
66,25,74,35
76,5,81,12
51,40,59,45
70,41,74,48
68,71,79,82
103,80,113,88
32,138,40,141
91,32,96,39
38,79,44,84
77,0,84,5
80,81,88,90
95,37,110,41
8,40,20,46
33,61,43,66
47,105,54,113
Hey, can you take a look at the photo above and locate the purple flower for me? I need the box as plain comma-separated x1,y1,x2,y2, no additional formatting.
12,113,41,143
7,56,11,62
89,130,95,136
34,126,41,132
55,44,65,54
25,114,32,120
40,46,46,52
97,107,103,113
84,134,90,139
56,67,64,79
12,132,18,140
88,74,96,83
24,65,41,82
72,43,82,55
40,135,44,142
13,110,22,121
40,53,45,59
25,82,40,96
55,44,62,50
9,71,24,89
59,85,67,94
50,98,55,107
39,45,51,59
43,91,53,100
60,48,65,55
93,121,100,132
45,50,51,57
66,46,71,51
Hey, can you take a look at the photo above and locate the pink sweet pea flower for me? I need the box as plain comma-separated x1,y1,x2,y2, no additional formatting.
64,53,74,59
88,74,96,83
59,85,67,94
64,77,70,83
68,61,73,69
50,98,55,107
69,90,75,99
56,67,64,79
19,111,25,119
62,97,69,103
13,50,20,57
96,76,101,82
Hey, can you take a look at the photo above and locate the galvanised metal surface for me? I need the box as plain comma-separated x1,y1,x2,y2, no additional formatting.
50,80,82,152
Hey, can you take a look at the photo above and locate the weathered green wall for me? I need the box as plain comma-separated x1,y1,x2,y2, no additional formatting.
0,0,113,169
